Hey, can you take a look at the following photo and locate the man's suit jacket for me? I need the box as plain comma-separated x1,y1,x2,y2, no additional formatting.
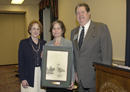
71,21,112,88
45,37,75,82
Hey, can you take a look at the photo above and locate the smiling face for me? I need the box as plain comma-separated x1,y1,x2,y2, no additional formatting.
30,23,40,38
76,6,90,26
52,23,63,38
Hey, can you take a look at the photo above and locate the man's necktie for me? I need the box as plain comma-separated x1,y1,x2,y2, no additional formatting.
78,26,84,50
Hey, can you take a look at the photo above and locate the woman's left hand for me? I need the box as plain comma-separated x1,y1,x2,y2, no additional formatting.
67,81,74,90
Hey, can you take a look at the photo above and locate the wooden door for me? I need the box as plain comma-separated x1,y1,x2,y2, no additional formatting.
0,14,25,65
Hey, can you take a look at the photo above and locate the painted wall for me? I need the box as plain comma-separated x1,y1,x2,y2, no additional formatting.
0,4,39,65
58,0,126,61
0,4,39,38
25,5,39,37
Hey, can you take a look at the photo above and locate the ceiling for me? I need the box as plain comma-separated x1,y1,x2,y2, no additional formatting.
0,0,41,5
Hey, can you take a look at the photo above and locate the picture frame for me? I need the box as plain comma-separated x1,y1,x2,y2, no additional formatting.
41,45,73,88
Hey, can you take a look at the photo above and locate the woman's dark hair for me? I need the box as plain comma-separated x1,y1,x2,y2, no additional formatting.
50,20,66,40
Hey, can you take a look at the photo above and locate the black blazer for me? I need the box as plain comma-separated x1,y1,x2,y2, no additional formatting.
18,37,46,87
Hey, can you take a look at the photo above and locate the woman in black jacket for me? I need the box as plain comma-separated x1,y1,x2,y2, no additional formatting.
18,20,46,92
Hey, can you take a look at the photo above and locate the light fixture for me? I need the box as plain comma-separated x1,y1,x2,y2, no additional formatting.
11,0,24,4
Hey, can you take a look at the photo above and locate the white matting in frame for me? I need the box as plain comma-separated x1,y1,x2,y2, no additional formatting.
46,50,68,81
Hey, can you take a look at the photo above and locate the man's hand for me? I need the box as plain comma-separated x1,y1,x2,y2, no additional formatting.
75,73,78,83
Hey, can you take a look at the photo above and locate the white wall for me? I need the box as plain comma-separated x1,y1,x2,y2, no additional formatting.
58,0,126,61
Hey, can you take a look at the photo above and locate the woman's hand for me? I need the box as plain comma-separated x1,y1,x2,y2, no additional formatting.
67,81,74,90
22,80,29,88
41,51,43,58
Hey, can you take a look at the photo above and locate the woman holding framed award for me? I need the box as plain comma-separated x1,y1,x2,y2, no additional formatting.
45,20,75,92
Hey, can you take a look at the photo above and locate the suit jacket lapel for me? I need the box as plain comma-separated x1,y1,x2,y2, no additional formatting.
73,26,80,52
80,21,95,50
59,37,64,46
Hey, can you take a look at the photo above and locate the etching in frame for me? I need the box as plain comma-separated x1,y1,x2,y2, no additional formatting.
41,46,72,88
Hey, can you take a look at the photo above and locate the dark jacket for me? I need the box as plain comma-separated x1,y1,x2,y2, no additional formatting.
18,37,46,87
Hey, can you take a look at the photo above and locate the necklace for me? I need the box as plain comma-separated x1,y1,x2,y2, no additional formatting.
31,43,40,52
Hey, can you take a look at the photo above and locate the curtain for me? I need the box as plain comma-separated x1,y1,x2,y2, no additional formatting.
39,0,58,39
125,0,130,66
39,9,43,39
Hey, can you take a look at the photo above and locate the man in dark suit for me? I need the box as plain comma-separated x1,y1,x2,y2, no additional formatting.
71,3,112,92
